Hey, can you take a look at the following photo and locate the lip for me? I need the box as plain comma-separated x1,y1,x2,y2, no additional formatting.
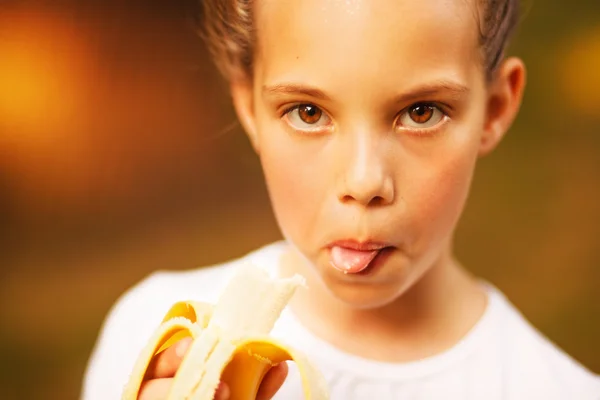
327,239,393,251
326,240,395,276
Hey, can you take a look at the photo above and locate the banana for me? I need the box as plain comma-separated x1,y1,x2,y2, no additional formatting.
121,263,330,400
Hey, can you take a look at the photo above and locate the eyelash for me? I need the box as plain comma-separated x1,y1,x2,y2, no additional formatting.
280,102,450,136
280,104,334,133
395,102,451,137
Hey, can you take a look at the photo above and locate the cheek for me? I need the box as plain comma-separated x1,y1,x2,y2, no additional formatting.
257,128,329,240
403,136,479,251
399,88,486,250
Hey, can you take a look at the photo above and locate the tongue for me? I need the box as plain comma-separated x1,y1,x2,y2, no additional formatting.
330,246,380,274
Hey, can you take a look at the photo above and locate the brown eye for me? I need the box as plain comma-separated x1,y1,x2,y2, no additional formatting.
286,103,332,132
397,103,445,130
297,104,322,124
408,104,434,124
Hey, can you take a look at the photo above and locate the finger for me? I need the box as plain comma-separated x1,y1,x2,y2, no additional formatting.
214,381,231,400
137,378,230,400
256,362,289,400
144,337,192,379
138,378,172,400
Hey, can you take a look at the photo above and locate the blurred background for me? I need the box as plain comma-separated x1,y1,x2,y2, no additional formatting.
0,0,599,398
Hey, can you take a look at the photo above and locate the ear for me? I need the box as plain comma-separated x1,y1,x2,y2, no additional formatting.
230,78,260,153
479,57,527,157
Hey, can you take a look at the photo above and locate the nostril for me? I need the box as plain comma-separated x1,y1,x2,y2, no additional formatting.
369,195,386,206
338,173,394,206
340,194,386,206
340,194,355,204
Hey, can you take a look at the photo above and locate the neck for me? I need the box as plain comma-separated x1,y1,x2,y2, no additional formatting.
278,242,487,362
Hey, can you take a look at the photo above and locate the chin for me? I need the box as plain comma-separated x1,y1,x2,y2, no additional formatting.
315,256,413,310
321,275,407,309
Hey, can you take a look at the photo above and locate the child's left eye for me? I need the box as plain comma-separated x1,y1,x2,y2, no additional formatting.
396,103,446,130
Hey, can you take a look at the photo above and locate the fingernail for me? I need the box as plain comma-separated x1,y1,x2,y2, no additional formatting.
175,338,190,358
217,382,231,400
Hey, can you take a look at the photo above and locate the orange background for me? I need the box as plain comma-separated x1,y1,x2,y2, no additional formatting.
1,1,599,398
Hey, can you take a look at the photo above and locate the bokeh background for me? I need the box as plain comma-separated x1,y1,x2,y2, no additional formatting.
1,0,599,398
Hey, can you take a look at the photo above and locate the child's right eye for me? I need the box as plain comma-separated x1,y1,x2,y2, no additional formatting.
284,104,333,132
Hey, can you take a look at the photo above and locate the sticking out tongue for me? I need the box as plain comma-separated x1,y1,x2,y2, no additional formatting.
330,246,380,274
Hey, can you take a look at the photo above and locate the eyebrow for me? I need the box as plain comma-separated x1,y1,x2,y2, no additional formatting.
262,79,470,103
395,80,470,103
262,83,331,101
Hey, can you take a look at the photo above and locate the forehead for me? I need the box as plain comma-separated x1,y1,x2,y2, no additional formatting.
255,0,482,90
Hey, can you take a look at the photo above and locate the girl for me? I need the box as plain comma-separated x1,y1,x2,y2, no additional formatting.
82,0,600,399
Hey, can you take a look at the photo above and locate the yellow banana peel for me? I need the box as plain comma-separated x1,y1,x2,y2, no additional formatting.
121,263,330,400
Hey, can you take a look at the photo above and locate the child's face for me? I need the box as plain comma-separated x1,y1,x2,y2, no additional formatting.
232,0,524,308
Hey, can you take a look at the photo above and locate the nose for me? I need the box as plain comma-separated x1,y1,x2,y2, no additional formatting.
337,133,395,207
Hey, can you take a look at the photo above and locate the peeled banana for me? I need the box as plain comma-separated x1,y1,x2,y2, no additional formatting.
121,263,330,400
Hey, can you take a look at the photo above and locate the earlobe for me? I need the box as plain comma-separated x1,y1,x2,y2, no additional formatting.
230,79,260,153
479,57,527,156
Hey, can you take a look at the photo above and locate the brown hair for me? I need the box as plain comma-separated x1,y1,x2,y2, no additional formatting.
199,0,521,81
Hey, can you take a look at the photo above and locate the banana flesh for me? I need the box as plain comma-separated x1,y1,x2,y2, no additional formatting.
121,263,330,400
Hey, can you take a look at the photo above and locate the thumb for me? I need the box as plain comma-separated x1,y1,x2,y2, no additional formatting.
256,362,289,400
144,337,193,379
214,382,231,400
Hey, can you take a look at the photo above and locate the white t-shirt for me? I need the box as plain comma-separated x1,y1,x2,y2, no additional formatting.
81,241,600,400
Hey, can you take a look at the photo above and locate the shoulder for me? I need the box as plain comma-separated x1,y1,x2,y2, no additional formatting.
80,240,287,400
485,284,600,399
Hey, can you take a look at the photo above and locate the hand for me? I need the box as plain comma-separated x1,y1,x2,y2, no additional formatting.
138,337,289,400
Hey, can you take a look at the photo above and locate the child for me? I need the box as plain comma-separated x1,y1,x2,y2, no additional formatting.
82,0,600,399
